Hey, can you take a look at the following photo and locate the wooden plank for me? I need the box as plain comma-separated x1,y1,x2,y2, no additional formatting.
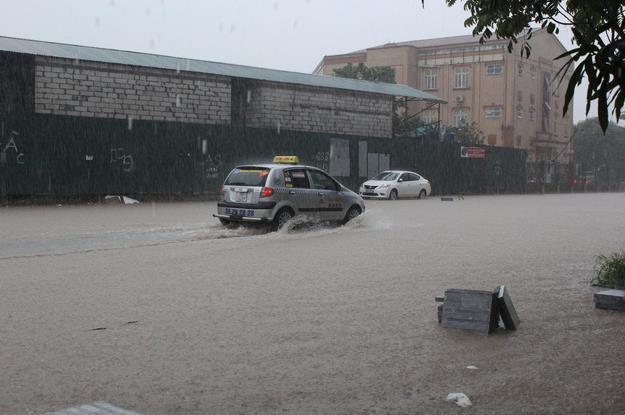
495,285,520,330
441,289,497,334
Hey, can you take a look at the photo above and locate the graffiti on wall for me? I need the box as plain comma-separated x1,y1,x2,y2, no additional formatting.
314,151,330,172
205,154,223,179
110,147,135,173
0,130,26,165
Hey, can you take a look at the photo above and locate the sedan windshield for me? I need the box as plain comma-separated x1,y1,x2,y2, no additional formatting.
225,167,270,186
371,172,399,181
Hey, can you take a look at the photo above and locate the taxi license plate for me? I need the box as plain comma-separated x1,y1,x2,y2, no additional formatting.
225,208,255,217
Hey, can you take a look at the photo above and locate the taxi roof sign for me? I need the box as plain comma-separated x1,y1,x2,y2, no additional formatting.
273,155,300,164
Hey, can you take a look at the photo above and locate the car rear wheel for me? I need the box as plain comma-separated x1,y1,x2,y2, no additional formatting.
343,206,361,224
389,189,398,200
418,189,427,199
273,208,293,231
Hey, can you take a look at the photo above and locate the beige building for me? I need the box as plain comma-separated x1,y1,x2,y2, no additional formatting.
315,29,574,182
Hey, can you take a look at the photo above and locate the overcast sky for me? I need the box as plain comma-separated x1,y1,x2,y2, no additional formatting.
1,0,594,122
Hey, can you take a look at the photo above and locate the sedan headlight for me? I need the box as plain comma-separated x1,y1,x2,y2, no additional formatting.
378,184,389,189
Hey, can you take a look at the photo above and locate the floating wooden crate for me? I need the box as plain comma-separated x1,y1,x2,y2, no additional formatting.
441,289,499,334
594,289,625,311
437,286,520,334
496,285,520,330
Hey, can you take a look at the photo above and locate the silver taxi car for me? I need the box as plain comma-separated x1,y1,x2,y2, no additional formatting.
214,156,365,229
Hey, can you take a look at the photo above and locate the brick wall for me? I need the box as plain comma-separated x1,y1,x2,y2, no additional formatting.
34,57,230,124
244,81,393,138
29,56,393,138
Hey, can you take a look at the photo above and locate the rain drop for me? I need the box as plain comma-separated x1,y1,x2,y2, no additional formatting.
176,61,180,74
276,121,281,134
246,90,252,104
202,139,208,155
127,116,133,131
176,94,181,108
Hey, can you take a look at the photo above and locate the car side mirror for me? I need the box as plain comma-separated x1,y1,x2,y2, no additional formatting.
398,178,403,182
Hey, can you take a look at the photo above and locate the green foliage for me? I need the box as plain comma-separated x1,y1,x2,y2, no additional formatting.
447,121,485,145
333,63,396,83
425,0,625,132
592,252,625,288
574,118,625,188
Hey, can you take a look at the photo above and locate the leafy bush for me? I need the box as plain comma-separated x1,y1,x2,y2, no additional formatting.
592,252,625,288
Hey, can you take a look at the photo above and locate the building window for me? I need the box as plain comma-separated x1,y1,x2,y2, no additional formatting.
423,68,438,90
518,62,524,77
455,67,469,88
485,106,503,118
486,63,502,75
529,107,535,121
517,105,524,119
422,109,438,124
452,108,468,127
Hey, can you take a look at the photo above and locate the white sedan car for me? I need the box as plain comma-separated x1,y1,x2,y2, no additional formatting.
359,170,431,200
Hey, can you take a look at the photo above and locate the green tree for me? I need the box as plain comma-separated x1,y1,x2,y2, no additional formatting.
431,0,625,132
447,121,485,145
333,63,396,83
573,118,625,189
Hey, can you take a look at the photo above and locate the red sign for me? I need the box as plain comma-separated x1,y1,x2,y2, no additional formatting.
460,146,486,159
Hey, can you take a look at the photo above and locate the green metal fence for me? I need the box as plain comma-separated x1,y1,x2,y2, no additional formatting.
391,137,527,195
0,113,527,202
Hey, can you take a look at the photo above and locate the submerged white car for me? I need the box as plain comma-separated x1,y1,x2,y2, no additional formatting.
359,170,431,200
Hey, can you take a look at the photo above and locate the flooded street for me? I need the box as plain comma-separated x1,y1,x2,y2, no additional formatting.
2,194,625,414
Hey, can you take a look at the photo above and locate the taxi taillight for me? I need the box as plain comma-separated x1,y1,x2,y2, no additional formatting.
260,187,274,198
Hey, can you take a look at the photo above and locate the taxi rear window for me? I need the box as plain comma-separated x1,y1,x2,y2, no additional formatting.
225,167,270,187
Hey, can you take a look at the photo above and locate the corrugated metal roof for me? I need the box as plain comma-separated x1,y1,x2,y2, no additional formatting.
0,36,445,103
